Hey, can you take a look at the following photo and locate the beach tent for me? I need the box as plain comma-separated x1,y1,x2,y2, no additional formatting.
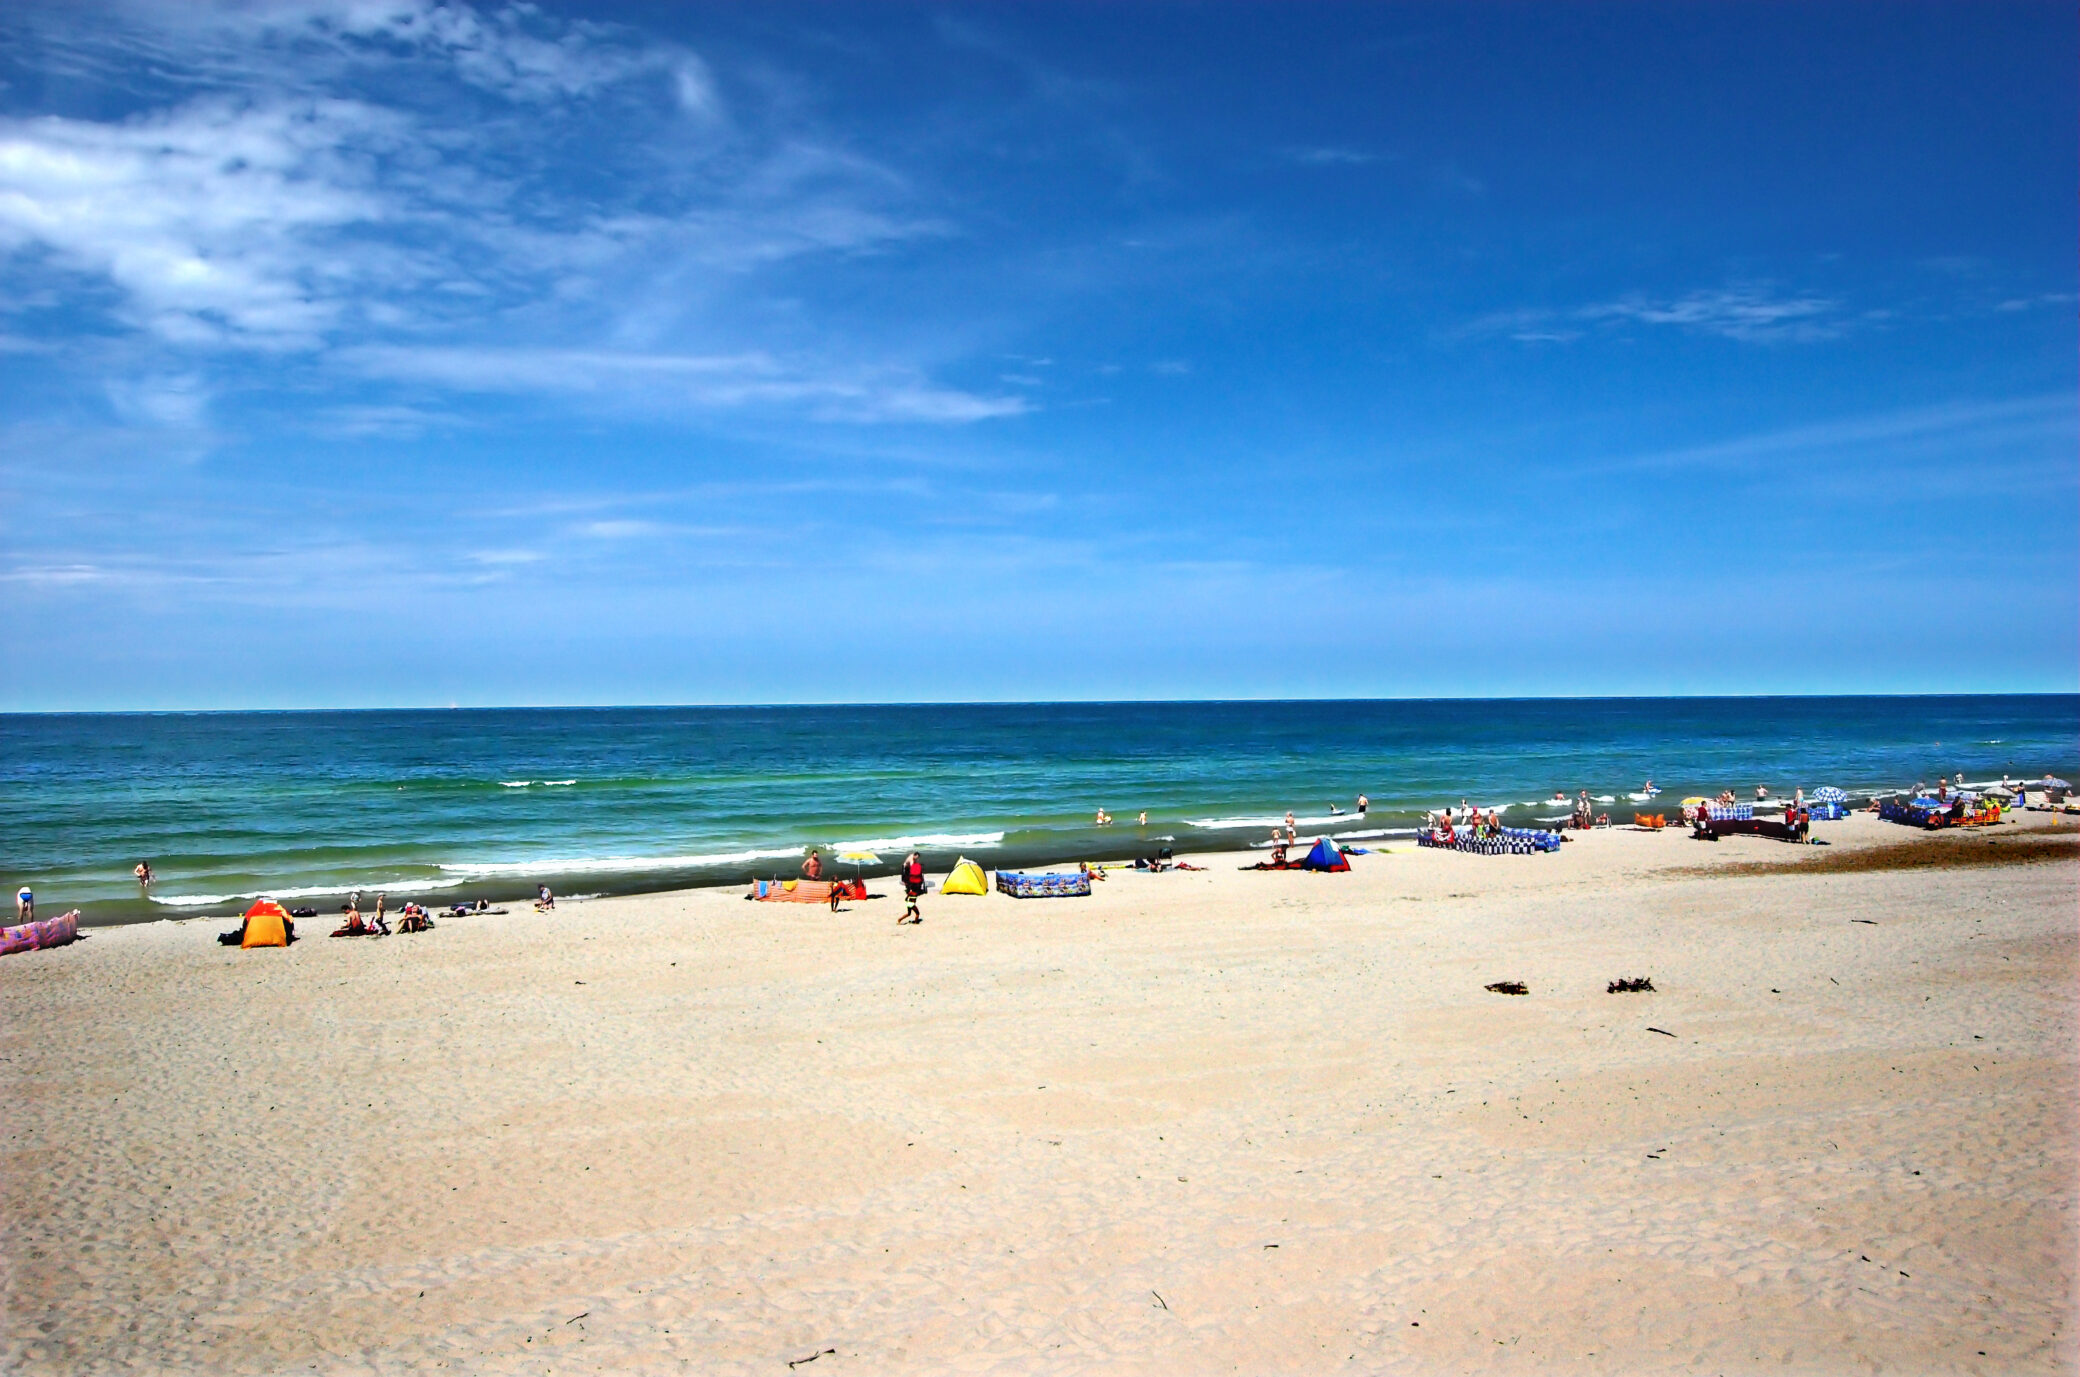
240,899,290,949
940,858,988,895
1299,837,1350,872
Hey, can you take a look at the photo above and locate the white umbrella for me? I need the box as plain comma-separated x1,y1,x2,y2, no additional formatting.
836,850,880,881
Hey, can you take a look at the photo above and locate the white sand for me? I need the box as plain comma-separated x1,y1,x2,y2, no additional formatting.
3,814,2074,1374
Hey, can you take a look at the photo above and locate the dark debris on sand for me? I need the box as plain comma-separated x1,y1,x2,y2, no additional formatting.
1607,977,1656,993
1485,981,1529,996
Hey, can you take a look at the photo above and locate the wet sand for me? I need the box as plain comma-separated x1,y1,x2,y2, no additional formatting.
3,812,2074,1374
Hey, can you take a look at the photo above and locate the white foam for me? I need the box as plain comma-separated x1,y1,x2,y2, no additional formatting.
501,780,531,788
543,779,576,786
439,847,803,877
829,831,1005,852
1187,814,1352,830
151,876,470,906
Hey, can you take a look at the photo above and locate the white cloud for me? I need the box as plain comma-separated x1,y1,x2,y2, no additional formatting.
0,1,1012,428
340,344,1029,423
1463,284,1847,346
1286,146,1377,166
105,371,210,426
1581,286,1842,342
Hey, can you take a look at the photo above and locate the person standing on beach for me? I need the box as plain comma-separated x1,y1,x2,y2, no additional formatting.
802,849,824,880
899,851,925,924
15,886,31,922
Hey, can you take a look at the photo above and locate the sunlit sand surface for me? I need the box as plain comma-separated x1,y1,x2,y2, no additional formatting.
4,814,2073,1374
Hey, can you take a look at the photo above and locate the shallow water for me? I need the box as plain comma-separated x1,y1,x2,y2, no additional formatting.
3,695,2072,923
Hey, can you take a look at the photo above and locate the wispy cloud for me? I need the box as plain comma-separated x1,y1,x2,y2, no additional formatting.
1581,286,1842,342
1286,146,1378,166
0,0,1003,426
1601,393,2076,477
1464,283,1847,346
339,345,1028,423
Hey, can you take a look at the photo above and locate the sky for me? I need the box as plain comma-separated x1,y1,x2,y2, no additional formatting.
0,0,2073,710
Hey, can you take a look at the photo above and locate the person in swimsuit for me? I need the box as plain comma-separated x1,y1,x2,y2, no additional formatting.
802,849,824,881
1357,793,1368,815
899,851,925,924
134,861,154,893
16,886,31,922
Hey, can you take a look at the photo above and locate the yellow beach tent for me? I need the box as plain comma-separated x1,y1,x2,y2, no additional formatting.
940,858,988,895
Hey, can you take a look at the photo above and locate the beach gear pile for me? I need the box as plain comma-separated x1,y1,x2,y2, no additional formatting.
995,870,1092,898
1807,787,1849,821
1418,825,1561,855
1,909,79,956
1245,836,1354,871
1880,795,2003,830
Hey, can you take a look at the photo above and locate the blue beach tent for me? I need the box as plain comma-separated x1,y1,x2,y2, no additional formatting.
1300,837,1350,872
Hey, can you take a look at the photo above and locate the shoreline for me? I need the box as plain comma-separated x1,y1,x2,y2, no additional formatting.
78,799,2080,933
4,812,2074,1373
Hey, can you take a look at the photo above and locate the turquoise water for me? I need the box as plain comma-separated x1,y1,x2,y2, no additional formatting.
3,696,2072,925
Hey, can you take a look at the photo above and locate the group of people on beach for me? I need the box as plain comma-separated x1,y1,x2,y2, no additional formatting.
798,847,927,923
328,889,446,937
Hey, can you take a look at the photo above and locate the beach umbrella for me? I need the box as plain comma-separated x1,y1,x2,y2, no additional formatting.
2038,776,2071,790
836,850,880,881
1812,787,1847,804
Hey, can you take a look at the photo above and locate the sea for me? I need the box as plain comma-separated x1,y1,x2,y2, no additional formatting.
4,696,2073,926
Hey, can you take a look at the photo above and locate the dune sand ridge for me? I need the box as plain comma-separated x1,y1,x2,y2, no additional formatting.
3,813,2074,1374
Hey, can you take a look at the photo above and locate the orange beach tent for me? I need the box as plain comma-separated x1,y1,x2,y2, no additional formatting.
241,899,290,949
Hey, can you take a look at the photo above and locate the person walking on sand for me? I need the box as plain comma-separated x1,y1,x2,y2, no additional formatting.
372,893,392,936
899,851,925,924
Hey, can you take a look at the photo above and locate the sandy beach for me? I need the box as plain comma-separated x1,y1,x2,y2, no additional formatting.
4,813,2074,1375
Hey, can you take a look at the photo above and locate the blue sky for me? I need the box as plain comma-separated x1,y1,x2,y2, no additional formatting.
1,1,2073,709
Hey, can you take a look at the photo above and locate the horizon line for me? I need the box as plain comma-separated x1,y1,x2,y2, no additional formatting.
5,689,2076,718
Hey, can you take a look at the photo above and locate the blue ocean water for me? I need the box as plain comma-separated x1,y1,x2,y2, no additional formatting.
3,696,2072,925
